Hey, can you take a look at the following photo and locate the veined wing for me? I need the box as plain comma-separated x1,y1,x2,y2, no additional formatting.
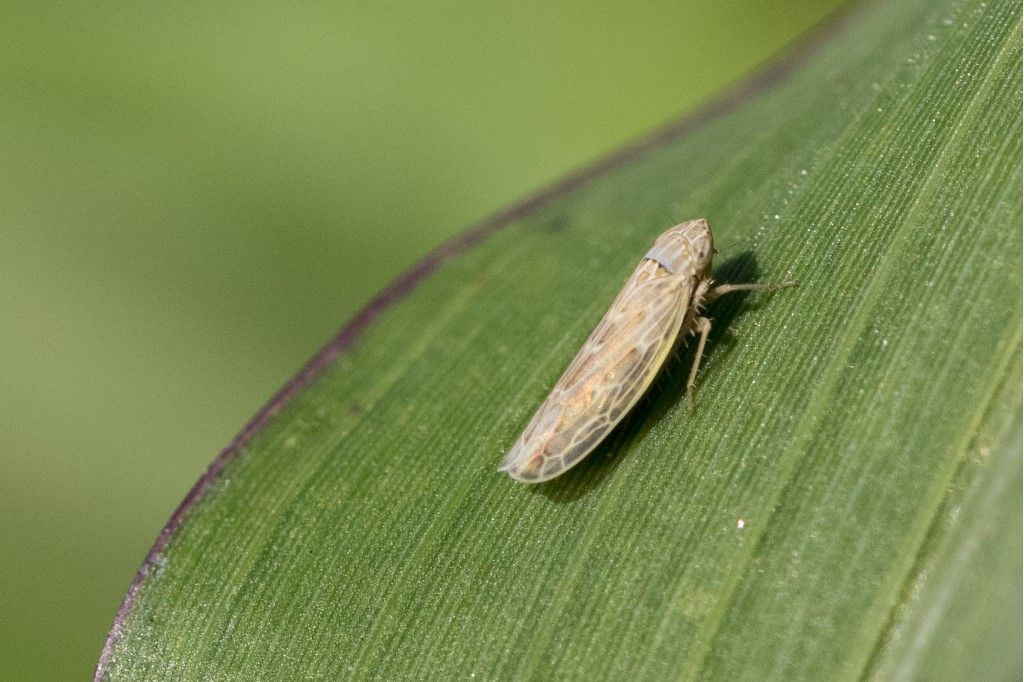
499,272,690,482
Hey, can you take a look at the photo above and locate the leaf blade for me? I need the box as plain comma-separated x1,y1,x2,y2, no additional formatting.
98,0,1022,679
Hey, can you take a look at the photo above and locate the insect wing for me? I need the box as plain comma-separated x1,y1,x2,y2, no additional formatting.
500,273,689,482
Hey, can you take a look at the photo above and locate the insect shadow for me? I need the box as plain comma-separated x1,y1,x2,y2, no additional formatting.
535,251,767,504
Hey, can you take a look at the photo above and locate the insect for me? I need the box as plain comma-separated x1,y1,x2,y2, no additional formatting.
499,219,796,483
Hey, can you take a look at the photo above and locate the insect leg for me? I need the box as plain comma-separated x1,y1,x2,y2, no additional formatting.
686,316,713,412
706,280,797,302
685,279,795,411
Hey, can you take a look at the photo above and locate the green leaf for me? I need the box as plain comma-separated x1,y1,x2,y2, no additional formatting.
97,0,1021,678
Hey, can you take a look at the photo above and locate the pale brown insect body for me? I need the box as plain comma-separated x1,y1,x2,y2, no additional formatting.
499,219,795,483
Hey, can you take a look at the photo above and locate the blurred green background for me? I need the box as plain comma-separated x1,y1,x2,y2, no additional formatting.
0,2,845,678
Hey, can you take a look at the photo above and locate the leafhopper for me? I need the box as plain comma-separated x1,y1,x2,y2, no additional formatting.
499,219,796,483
